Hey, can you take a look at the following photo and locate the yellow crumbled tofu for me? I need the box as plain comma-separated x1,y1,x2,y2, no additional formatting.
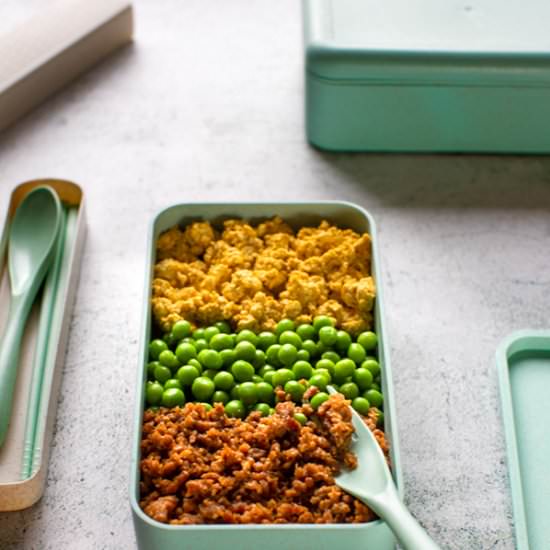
151,217,375,333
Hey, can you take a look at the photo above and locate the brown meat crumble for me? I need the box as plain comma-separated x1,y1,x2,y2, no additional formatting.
140,394,388,525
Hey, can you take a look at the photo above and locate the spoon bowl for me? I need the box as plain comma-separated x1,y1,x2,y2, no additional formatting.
0,186,62,447
328,386,441,550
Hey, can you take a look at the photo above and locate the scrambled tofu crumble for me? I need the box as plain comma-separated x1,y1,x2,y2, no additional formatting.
151,217,375,334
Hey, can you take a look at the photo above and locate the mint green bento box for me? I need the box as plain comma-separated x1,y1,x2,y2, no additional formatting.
130,202,402,550
303,0,550,152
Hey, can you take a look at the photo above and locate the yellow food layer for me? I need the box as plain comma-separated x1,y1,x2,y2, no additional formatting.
152,217,375,334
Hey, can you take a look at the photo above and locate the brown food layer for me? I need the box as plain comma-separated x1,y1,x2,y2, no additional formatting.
151,217,375,333
139,394,388,524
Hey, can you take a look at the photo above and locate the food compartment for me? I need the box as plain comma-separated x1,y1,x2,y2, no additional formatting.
131,202,401,550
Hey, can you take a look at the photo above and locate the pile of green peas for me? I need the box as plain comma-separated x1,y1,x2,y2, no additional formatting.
144,315,384,424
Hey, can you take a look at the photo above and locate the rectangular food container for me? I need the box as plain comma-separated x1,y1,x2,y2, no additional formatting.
303,0,550,152
131,201,402,550
497,330,550,549
0,179,86,511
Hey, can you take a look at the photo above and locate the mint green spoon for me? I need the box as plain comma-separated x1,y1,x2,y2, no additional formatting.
328,387,441,550
0,186,62,448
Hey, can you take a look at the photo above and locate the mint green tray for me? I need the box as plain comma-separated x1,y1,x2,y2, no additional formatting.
303,0,550,152
130,201,402,550
497,331,550,549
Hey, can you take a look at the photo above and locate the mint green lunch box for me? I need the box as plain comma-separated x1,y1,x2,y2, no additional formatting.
497,331,550,549
303,0,550,152
130,201,403,550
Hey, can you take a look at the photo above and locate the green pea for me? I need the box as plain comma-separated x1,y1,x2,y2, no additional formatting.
310,391,329,410
162,332,177,348
352,396,371,415
176,365,200,386
284,380,305,402
275,319,295,336
204,326,221,342
319,326,337,346
376,409,384,427
301,339,318,358
364,389,383,408
263,370,275,385
212,390,229,404
175,342,197,364
315,368,332,383
149,339,168,360
309,374,328,391
296,323,315,341
236,329,259,346
353,368,373,391
321,351,340,364
194,338,209,353
335,330,352,352
278,343,298,366
315,359,335,376
198,349,223,370
272,368,295,388
187,358,202,372
266,344,282,367
210,333,234,351
294,412,308,425
371,382,381,392
220,348,236,367
161,388,185,407
339,382,359,400
313,315,334,332
154,364,172,384
269,407,276,416
334,359,356,381
238,382,258,406
147,361,160,380
316,341,329,356
225,400,246,418
279,330,302,348
231,360,255,382
361,359,380,378
258,365,275,377
200,402,213,411
214,371,235,391
257,331,277,350
145,381,163,405
296,349,310,362
256,382,274,404
147,406,160,412
203,368,218,379
191,376,216,401
357,331,378,351
253,349,266,368
292,360,313,380
214,320,232,334
230,384,241,400
348,343,367,364
171,320,192,340
193,328,206,340
164,378,182,390
254,403,270,416
234,341,257,362
252,374,263,383
158,350,180,370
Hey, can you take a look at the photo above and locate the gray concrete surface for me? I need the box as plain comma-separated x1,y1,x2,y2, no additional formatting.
1,1,550,548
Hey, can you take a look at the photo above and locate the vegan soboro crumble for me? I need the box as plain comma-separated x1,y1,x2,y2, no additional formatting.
140,394,389,524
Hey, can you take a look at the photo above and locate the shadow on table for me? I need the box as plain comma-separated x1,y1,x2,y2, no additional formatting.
310,149,550,211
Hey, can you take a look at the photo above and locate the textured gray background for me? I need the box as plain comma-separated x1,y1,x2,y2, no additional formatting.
1,1,550,549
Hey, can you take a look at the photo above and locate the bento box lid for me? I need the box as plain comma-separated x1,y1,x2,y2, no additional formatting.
497,331,550,550
303,0,550,85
